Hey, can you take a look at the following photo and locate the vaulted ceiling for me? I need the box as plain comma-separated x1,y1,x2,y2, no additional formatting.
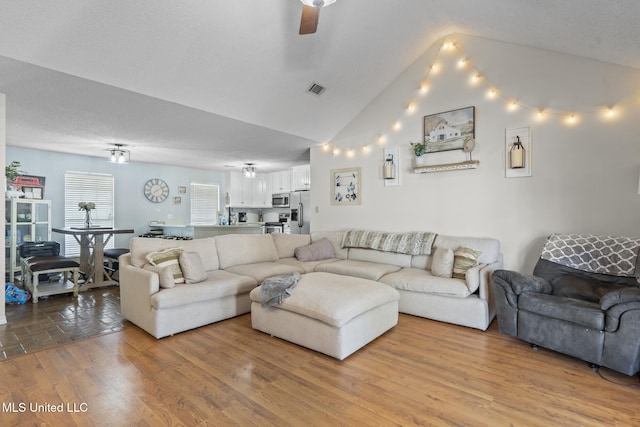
0,0,638,171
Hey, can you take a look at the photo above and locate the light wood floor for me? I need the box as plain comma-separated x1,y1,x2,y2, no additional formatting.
0,313,638,426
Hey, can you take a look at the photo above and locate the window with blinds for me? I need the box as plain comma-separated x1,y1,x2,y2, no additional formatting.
190,183,220,225
64,172,115,257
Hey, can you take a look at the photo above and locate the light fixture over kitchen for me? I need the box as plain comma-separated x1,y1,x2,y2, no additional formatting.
242,163,257,178
106,143,130,164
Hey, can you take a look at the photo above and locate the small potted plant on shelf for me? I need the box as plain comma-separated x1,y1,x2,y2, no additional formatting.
6,160,23,183
5,160,26,198
410,142,426,165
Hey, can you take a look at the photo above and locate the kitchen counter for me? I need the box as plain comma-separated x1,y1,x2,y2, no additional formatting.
193,223,264,238
147,222,265,238
200,223,264,228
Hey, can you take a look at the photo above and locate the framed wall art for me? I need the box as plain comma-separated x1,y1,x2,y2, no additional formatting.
423,106,475,153
331,167,361,205
8,174,46,198
22,186,43,199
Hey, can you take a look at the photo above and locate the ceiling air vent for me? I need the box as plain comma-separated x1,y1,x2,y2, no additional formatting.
306,82,326,96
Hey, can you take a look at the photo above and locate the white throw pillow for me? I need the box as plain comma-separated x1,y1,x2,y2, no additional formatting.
143,264,176,289
431,247,454,278
179,251,208,284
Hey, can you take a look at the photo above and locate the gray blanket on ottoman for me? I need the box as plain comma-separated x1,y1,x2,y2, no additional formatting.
260,272,301,308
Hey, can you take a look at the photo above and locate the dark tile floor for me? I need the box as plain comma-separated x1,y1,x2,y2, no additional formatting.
0,286,124,360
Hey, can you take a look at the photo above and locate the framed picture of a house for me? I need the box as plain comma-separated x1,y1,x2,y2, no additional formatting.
423,106,475,153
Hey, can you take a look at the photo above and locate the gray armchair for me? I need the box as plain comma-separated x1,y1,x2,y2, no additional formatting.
492,234,640,376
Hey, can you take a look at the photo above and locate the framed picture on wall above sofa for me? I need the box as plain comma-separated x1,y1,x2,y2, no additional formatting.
423,106,475,153
331,167,361,206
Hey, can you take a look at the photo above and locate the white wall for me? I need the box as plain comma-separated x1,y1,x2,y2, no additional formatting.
6,146,227,251
310,34,640,273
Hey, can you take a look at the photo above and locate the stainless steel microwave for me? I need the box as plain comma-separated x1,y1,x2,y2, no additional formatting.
272,193,290,208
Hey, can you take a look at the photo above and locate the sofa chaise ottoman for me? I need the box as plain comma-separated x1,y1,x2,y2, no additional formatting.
250,272,400,360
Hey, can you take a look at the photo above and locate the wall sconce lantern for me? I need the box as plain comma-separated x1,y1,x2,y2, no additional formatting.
509,136,525,169
383,147,400,186
383,154,395,179
505,126,532,178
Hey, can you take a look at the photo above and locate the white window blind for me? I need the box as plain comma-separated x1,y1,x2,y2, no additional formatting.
190,183,220,225
64,172,115,257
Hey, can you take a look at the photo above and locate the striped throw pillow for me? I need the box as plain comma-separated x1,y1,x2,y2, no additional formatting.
452,247,481,280
146,247,185,284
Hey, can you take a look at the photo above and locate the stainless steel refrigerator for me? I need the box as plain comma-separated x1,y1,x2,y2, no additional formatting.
289,191,310,235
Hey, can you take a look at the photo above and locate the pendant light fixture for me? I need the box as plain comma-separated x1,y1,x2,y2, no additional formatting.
106,143,130,164
242,163,257,178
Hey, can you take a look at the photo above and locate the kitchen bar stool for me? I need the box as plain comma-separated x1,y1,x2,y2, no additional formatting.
103,248,129,282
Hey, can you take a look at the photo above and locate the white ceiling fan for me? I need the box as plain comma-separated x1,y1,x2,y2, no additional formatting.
299,0,336,35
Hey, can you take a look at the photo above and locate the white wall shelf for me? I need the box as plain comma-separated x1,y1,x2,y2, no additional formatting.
414,160,479,174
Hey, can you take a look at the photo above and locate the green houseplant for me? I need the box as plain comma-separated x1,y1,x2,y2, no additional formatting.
5,160,23,183
5,161,26,195
410,142,426,165
411,142,426,157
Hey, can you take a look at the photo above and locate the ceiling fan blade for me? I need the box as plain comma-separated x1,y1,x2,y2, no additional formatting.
299,5,319,35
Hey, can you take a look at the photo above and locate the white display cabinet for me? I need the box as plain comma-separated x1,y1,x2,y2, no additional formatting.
5,198,52,282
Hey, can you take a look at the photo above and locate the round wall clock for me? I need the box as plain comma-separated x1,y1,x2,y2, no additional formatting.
144,178,170,203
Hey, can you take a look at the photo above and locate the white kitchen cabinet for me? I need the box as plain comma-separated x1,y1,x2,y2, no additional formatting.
269,171,281,194
261,174,272,207
283,170,292,192
5,199,52,282
292,164,311,191
229,172,270,207
228,171,248,207
251,174,270,208
270,170,292,194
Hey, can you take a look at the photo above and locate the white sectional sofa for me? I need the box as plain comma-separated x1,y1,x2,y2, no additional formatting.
119,230,502,340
